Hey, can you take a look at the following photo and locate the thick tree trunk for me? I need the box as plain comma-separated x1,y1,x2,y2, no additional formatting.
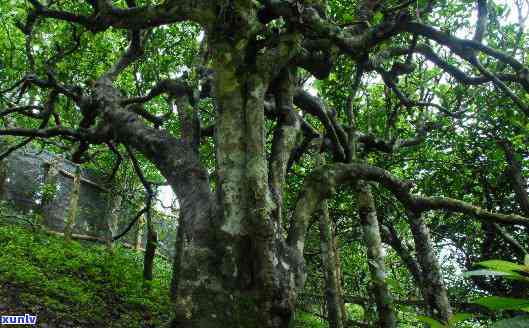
356,181,397,328
198,45,298,326
408,211,452,322
319,200,344,328
91,25,302,326
167,50,301,327
331,225,348,325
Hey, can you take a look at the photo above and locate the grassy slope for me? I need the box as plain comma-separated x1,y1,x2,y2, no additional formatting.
0,222,173,328
0,201,326,328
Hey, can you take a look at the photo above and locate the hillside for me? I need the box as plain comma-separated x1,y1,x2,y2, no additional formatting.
0,204,326,328
0,204,173,328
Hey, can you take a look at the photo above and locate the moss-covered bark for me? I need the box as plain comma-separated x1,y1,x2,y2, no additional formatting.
319,200,344,328
170,35,300,326
332,230,347,325
356,181,397,328
408,211,452,322
170,212,184,301
134,216,143,251
269,68,301,224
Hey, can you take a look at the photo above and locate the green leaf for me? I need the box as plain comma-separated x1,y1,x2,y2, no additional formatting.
417,316,446,328
477,260,527,273
373,12,384,24
491,316,529,328
473,296,529,311
385,278,400,290
463,269,512,277
342,13,353,23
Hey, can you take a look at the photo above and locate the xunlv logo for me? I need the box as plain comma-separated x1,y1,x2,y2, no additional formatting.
1,314,37,325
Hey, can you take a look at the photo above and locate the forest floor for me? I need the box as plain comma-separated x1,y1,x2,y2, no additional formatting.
0,217,173,328
0,203,325,328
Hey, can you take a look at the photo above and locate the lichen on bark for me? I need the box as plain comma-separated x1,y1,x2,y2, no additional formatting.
356,181,397,328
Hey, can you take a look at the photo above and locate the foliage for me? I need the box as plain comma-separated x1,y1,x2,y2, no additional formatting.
417,313,474,328
40,182,58,203
0,216,173,327
490,316,529,328
464,257,529,327
293,311,325,328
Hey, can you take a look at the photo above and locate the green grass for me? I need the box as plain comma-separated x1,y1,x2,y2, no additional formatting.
293,311,326,328
0,203,330,327
0,221,173,327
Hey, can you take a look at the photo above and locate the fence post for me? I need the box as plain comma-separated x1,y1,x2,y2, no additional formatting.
64,166,81,242
41,156,62,218
105,190,122,250
135,215,144,251
0,158,6,200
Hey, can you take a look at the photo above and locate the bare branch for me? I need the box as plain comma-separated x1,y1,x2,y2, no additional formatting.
403,22,528,73
103,29,149,82
288,163,529,254
106,142,123,183
294,89,346,161
492,223,528,257
473,0,488,43
0,127,81,139
384,44,524,87
121,79,192,105
0,105,44,118
0,91,60,160
29,0,214,32
112,207,148,241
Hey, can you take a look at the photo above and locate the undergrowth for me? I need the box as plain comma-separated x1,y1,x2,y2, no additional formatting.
0,210,173,327
0,202,326,327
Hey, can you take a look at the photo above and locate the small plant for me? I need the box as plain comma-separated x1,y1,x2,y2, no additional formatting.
417,313,474,328
462,256,529,327
294,311,326,328
0,224,173,327
41,182,58,203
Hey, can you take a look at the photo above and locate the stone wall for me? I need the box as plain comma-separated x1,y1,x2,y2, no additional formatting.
0,146,177,258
